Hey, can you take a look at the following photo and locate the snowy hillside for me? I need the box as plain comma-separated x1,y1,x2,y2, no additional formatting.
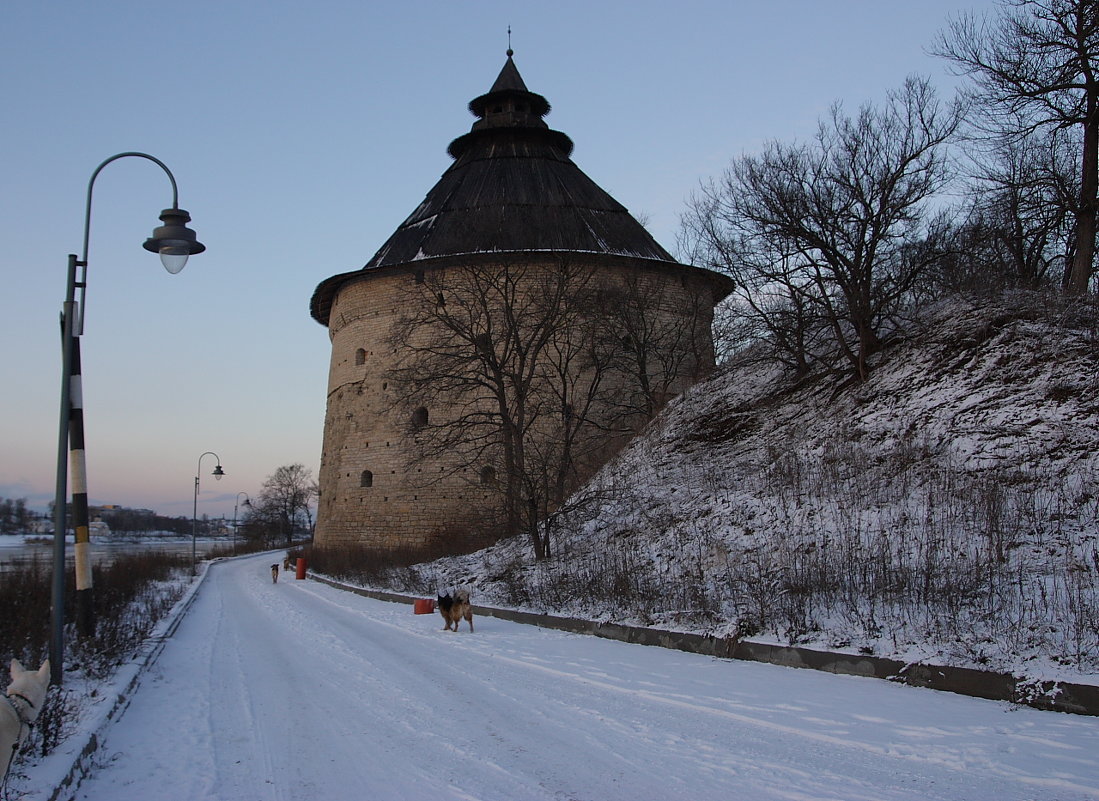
395,291,1099,684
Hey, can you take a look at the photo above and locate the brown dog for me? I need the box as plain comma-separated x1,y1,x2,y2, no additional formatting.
437,589,473,632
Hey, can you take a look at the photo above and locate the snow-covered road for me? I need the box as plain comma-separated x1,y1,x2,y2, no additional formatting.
74,552,1099,800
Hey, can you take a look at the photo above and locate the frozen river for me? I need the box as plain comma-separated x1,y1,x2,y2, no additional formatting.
0,536,231,572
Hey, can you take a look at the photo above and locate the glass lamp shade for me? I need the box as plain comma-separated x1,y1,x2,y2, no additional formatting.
159,246,190,274
143,207,205,274
213,465,225,481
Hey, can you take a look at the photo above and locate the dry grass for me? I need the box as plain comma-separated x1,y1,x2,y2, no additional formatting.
0,550,192,759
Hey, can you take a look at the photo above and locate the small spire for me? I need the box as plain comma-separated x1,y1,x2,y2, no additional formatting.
507,25,513,58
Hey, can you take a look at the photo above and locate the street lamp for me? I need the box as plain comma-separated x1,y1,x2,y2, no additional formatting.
192,452,224,575
232,492,251,555
52,152,205,686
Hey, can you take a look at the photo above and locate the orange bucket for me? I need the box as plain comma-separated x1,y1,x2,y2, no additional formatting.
413,598,436,614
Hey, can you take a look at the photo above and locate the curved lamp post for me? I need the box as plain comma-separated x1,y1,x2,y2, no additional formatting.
192,451,225,574
52,152,205,686
232,492,251,555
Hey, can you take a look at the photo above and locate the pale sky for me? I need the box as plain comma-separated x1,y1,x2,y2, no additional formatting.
1,0,998,518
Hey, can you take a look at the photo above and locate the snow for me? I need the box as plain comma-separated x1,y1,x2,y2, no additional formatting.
15,552,1099,800
399,293,1099,686
0,535,60,548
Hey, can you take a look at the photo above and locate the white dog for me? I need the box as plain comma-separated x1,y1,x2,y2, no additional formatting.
1,659,50,781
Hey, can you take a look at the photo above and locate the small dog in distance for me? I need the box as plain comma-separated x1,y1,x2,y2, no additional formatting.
437,589,474,632
271,564,279,584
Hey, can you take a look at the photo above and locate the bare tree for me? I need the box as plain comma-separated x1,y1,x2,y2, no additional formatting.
935,0,1099,292
388,258,614,559
250,464,317,546
679,208,829,375
682,77,961,380
387,257,712,559
0,498,31,534
945,132,1077,291
596,273,714,417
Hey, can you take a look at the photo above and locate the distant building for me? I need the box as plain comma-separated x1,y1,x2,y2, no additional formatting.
310,52,732,554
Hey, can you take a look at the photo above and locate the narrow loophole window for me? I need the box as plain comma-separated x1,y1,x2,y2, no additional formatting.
480,466,496,487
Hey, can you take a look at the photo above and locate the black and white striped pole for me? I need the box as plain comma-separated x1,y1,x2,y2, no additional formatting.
52,153,205,686
67,334,94,638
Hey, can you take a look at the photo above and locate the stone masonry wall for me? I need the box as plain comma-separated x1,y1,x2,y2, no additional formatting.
314,258,721,553
315,268,500,551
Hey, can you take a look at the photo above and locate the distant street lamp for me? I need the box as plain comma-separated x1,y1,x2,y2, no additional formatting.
233,492,251,555
52,152,205,686
192,452,225,575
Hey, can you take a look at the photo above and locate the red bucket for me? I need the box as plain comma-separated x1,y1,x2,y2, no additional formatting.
413,598,436,614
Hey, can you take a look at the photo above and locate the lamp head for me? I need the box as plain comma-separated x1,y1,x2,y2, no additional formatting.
212,464,225,481
143,207,205,274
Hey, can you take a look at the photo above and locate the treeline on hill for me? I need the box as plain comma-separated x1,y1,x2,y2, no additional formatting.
0,497,38,534
92,506,191,535
0,499,196,537
678,0,1099,377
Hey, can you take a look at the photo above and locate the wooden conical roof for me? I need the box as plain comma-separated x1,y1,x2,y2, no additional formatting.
311,54,719,326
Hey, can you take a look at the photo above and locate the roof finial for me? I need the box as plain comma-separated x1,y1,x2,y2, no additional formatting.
507,25,513,58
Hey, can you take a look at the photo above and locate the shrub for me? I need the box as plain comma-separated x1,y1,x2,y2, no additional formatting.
0,549,192,760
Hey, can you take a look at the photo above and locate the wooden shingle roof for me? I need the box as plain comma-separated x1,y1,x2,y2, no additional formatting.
311,54,724,326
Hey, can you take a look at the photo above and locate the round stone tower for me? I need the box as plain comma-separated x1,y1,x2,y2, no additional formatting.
310,53,732,554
